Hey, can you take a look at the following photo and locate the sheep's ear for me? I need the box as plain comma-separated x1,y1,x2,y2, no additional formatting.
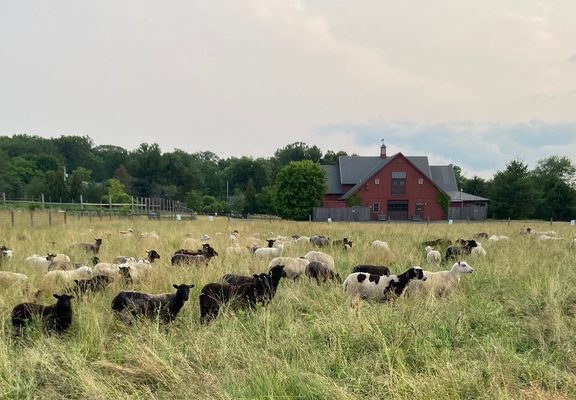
53,294,60,299
173,284,179,289
74,279,79,284
188,284,195,288
253,274,259,278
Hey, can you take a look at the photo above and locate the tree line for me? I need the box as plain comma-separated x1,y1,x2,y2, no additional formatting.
0,134,574,221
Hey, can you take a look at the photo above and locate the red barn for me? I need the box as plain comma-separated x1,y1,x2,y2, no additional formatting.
318,144,489,221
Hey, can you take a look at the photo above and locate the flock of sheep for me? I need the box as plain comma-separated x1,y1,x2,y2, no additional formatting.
1,225,574,337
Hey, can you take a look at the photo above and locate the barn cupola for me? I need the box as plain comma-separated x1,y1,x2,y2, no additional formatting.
379,139,387,159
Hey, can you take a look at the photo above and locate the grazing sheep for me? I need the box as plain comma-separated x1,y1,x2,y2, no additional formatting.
25,254,54,270
71,275,111,295
222,265,286,304
305,261,341,284
171,244,218,265
488,235,509,242
254,244,284,258
268,256,310,279
12,294,75,335
474,232,489,239
310,235,331,247
291,235,310,245
51,253,71,262
303,251,335,269
404,261,474,298
0,271,28,285
1,246,13,264
445,239,478,260
229,230,239,242
371,240,391,253
351,265,391,276
111,284,195,324
421,238,452,248
225,244,250,255
471,243,486,256
425,246,442,264
44,266,94,284
199,276,271,325
538,235,565,243
343,267,426,301
70,238,102,254
119,228,134,235
527,228,557,237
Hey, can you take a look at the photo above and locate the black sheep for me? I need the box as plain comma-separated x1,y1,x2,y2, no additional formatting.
111,284,194,324
11,294,75,335
351,264,391,276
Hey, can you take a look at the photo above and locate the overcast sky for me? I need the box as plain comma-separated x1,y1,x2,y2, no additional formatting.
1,1,576,179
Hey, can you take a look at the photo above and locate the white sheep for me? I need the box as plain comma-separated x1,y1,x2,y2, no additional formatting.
51,253,71,262
25,254,53,270
471,243,486,256
44,266,94,284
0,271,28,285
404,261,474,298
268,256,310,279
254,244,284,258
424,246,441,264
292,236,310,245
225,244,250,255
538,235,565,243
303,251,335,269
371,240,391,252
140,232,159,240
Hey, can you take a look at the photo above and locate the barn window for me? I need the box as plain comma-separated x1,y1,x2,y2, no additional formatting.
375,178,380,185
418,178,423,185
391,171,406,195
372,202,380,213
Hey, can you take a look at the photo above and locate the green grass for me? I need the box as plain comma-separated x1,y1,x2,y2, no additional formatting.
0,216,575,399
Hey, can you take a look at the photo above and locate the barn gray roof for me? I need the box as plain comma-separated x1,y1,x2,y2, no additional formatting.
446,191,490,202
430,165,458,192
322,165,344,194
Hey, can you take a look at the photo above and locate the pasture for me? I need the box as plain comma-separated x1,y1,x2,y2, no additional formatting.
0,216,575,399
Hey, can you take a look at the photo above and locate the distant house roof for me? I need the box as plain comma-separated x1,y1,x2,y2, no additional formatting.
322,152,489,203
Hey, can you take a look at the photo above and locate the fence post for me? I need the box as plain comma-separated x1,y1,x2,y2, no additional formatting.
80,194,83,210
30,210,34,227
2,192,5,207
131,196,134,215
10,210,14,228
48,211,52,226
89,212,92,222
41,193,45,210
550,217,553,226
508,217,510,226
427,216,430,226
64,211,67,224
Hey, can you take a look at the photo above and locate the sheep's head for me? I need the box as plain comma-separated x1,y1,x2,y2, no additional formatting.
407,266,426,281
173,284,195,301
424,246,432,253
53,294,75,306
452,261,474,274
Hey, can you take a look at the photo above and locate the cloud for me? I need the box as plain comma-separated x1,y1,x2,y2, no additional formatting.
569,54,576,63
315,120,576,179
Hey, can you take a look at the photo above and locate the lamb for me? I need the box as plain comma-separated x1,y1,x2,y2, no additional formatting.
404,261,474,297
305,261,341,284
268,256,310,279
111,283,195,324
303,250,335,269
474,232,489,239
471,243,486,256
115,250,160,265
343,266,426,301
488,235,509,242
70,238,102,254
333,237,353,251
425,246,442,264
50,253,71,262
229,230,239,242
11,294,75,335
199,275,271,324
351,265,391,276
140,232,159,240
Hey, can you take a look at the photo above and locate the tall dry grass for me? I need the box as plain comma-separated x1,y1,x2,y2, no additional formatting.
0,216,575,399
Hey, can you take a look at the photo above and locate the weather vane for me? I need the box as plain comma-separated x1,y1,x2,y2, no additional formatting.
381,138,385,145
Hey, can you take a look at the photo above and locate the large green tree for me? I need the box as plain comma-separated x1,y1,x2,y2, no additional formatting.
489,160,539,219
274,160,326,220
531,156,576,220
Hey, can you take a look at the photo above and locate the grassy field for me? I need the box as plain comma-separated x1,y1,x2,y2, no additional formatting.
0,216,575,399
